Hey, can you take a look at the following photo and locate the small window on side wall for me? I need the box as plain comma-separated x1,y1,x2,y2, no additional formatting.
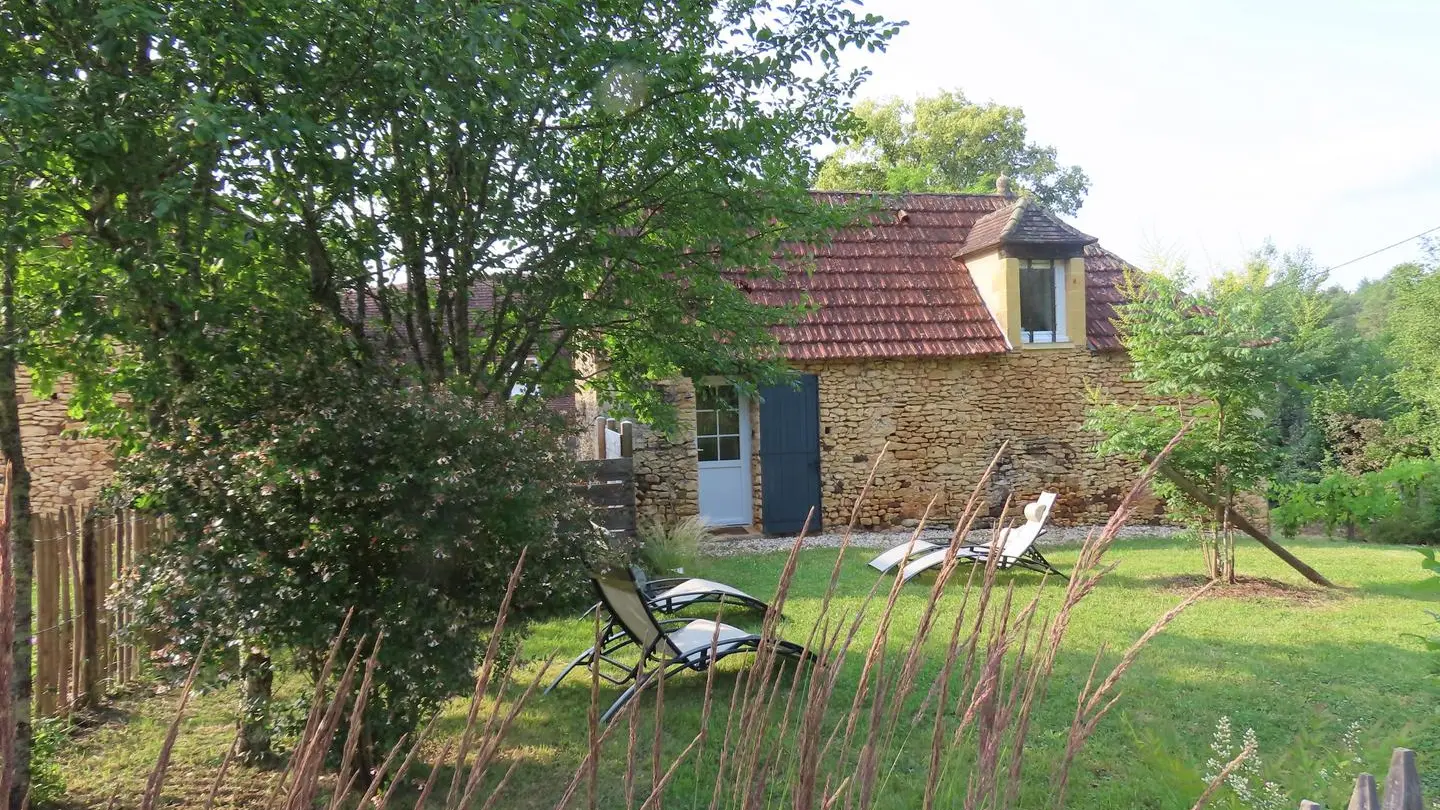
1019,259,1069,344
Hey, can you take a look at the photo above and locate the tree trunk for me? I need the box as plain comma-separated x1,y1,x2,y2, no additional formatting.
0,241,32,810
1158,462,1335,587
237,647,274,767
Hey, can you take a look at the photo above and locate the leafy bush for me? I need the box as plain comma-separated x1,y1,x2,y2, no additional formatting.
28,717,67,806
117,377,612,762
636,515,710,573
1272,459,1440,544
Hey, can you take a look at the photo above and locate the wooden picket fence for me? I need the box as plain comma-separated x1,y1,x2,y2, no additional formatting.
1299,748,1425,810
32,507,164,718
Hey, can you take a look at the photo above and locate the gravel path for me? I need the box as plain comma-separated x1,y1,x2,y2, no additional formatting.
698,523,1187,557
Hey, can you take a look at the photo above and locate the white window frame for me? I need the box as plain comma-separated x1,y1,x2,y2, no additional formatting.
695,383,745,464
1020,259,1069,345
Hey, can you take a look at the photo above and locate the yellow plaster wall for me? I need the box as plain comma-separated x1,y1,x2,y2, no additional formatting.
965,250,1019,347
1064,256,1087,346
970,252,1089,351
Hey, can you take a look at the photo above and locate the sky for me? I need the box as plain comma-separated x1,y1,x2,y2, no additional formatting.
840,0,1440,287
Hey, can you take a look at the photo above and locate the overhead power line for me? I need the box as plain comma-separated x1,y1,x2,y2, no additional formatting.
1327,224,1440,272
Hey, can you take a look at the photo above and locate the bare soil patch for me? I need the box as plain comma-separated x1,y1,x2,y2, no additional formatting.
1153,573,1340,604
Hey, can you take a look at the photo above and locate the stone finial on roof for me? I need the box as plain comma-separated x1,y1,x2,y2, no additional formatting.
996,171,1013,199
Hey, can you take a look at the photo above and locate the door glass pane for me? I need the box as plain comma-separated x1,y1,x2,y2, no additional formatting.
718,436,740,460
697,436,719,462
695,409,718,438
717,408,740,436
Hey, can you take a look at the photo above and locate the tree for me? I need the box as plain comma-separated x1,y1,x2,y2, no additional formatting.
1241,246,1392,485
0,163,36,810
1380,260,1440,453
1087,269,1284,583
814,90,1090,214
2,0,900,767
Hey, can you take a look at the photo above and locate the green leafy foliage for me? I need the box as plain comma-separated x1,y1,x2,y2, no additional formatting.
1088,270,1281,510
814,89,1090,214
1272,459,1440,545
27,717,67,806
4,0,901,433
116,377,611,755
1381,260,1440,453
4,0,902,764
1087,267,1291,578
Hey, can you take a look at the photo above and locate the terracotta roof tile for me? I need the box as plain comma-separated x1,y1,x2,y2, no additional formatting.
742,192,1130,360
742,192,1012,360
1084,244,1132,352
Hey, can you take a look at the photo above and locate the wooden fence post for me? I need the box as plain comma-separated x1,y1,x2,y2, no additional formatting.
594,417,607,460
33,515,54,718
619,421,634,459
56,508,72,715
1349,772,1380,810
66,506,82,713
77,510,98,710
1381,748,1422,810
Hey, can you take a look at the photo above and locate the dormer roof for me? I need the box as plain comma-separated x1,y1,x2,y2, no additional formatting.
954,197,1097,259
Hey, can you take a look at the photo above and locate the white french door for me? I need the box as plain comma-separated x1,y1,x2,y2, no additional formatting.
695,383,752,526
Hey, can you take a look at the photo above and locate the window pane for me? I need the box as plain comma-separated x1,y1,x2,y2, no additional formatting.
1019,265,1057,339
717,408,740,435
696,386,716,411
697,436,719,462
714,384,739,410
718,436,740,460
695,409,718,438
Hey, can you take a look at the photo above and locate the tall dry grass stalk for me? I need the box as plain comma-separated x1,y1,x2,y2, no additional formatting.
1188,740,1255,810
133,428,1203,810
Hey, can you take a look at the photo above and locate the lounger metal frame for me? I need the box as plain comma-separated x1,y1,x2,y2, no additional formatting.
547,567,809,722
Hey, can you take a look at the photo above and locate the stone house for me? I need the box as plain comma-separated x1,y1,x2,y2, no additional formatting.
591,191,1165,533
16,190,1164,531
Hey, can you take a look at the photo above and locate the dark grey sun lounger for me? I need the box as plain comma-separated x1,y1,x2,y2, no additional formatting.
579,565,772,621
546,566,810,722
631,565,771,615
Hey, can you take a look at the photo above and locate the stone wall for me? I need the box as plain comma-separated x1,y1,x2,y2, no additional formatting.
627,347,1168,531
13,369,116,515
794,349,1165,528
629,378,701,528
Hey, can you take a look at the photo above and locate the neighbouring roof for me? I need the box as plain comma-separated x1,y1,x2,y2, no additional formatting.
736,192,1130,360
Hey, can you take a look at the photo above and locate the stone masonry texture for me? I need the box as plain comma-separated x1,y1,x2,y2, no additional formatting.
629,347,1167,531
12,369,115,515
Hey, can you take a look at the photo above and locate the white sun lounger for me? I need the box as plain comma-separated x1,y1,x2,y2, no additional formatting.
898,492,1065,583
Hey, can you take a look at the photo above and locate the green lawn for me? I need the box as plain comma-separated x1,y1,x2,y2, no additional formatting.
55,537,1439,809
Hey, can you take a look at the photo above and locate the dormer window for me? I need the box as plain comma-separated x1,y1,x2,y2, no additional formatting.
1019,259,1068,344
